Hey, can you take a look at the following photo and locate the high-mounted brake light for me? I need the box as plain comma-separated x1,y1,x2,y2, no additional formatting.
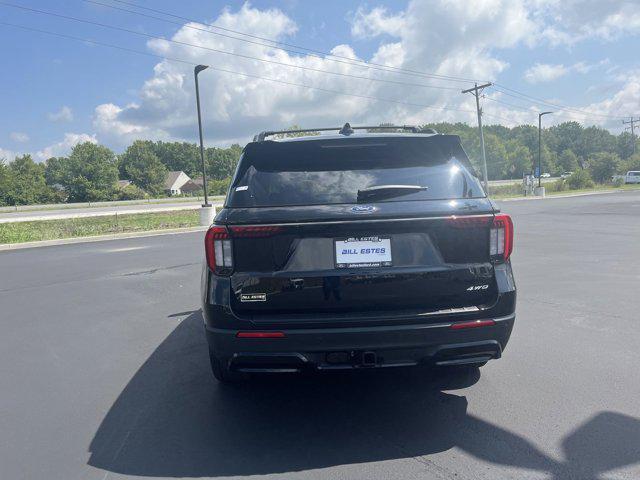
205,226,233,274
490,214,513,261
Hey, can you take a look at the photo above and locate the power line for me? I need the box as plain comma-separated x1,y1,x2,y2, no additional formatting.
0,2,462,92
492,83,626,120
0,21,482,117
483,94,614,122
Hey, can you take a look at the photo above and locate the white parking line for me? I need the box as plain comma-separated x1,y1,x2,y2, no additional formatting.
101,246,150,253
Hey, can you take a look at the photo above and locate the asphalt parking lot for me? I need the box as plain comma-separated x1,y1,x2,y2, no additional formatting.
1,191,639,480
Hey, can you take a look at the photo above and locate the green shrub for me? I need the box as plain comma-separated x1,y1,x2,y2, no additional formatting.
487,183,523,197
548,179,567,192
566,169,594,189
207,178,231,195
612,177,625,187
116,184,148,200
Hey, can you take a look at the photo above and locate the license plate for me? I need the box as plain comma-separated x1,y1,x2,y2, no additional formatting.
335,237,392,268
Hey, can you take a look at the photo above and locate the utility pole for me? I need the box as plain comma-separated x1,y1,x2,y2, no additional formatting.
538,111,553,188
462,82,492,192
623,117,638,155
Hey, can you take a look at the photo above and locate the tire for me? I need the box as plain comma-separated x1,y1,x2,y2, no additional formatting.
209,351,242,383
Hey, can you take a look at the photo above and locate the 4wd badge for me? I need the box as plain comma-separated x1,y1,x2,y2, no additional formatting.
240,293,267,302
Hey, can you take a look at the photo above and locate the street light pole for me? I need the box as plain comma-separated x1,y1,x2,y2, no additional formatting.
194,64,210,207
538,111,553,188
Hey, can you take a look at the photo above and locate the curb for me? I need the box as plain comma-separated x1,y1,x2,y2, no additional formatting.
0,226,208,252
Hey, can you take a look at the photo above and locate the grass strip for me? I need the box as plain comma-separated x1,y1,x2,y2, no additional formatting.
0,210,200,244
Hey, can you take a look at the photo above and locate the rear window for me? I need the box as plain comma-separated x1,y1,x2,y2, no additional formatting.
227,136,484,208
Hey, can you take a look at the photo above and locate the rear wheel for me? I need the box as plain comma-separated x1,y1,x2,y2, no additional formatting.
209,351,242,383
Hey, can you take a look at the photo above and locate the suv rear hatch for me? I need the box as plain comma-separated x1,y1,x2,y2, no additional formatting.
211,135,503,322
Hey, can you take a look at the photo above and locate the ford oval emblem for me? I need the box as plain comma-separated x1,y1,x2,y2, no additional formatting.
351,205,377,213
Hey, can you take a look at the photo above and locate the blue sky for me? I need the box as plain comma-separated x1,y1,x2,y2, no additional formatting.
1,0,639,161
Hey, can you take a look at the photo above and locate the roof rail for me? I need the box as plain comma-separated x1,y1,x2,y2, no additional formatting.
253,123,436,142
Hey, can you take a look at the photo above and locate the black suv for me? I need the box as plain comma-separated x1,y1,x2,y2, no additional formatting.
201,124,516,382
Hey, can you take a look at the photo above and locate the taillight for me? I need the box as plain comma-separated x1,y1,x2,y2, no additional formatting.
490,214,513,261
205,226,233,274
205,224,284,275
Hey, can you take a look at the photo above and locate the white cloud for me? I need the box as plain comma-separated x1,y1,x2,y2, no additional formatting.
88,1,639,148
35,133,97,161
351,6,405,39
524,63,567,83
524,59,610,83
48,106,74,123
94,1,539,147
10,132,29,143
571,78,640,128
536,0,640,45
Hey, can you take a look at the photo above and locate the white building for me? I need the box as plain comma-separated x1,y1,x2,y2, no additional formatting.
164,171,191,195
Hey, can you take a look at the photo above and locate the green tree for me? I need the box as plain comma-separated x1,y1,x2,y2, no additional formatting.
621,153,640,173
59,142,119,202
483,133,508,180
152,141,201,177
44,157,67,186
116,184,148,200
504,141,532,178
566,169,594,189
587,152,621,183
205,144,242,180
119,141,168,196
0,160,12,206
576,126,616,160
558,149,580,173
615,132,637,159
6,155,55,205
549,122,583,156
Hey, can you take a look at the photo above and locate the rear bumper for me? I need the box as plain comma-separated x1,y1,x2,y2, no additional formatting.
205,313,515,373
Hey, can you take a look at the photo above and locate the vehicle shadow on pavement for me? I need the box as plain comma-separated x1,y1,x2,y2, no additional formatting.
88,311,640,479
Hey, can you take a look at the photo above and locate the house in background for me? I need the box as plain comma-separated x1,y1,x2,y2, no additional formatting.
116,180,132,189
164,171,191,195
180,179,203,194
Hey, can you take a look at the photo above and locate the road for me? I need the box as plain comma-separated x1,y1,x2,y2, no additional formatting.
0,200,224,224
1,191,639,480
